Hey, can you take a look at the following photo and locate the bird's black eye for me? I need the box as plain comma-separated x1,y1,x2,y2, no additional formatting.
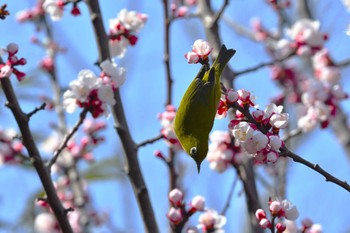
190,147,197,156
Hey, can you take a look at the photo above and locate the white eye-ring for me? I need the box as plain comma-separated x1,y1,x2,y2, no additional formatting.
190,147,197,155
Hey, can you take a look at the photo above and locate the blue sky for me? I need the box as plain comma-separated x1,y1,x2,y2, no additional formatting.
1,0,350,232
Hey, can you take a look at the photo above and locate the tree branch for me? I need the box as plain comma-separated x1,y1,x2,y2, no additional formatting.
137,134,164,148
47,108,88,171
280,146,350,192
235,51,296,77
85,1,159,232
0,64,73,233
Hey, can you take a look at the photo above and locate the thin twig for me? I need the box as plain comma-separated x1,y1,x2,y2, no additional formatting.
235,51,296,77
27,102,46,119
47,108,88,171
221,173,238,215
211,0,229,27
334,57,350,67
280,146,350,192
137,134,164,148
282,128,302,142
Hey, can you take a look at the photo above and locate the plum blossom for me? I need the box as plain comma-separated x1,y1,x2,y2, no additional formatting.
63,68,117,118
198,209,226,233
286,19,327,56
185,39,213,64
42,0,64,21
108,9,147,57
34,212,60,233
232,122,254,142
157,105,181,150
167,207,183,224
169,188,184,207
0,128,24,165
190,195,205,211
207,130,243,172
100,60,126,88
216,89,239,118
0,43,27,81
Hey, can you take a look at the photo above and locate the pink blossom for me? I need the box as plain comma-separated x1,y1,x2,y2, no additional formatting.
42,0,64,21
190,195,205,211
252,109,266,122
0,64,12,78
259,218,271,228
269,112,289,128
34,212,59,233
309,223,323,233
255,209,267,220
281,200,299,220
198,209,226,231
169,188,183,206
269,200,282,214
232,122,254,142
192,39,212,57
276,222,287,233
185,51,200,64
167,207,183,224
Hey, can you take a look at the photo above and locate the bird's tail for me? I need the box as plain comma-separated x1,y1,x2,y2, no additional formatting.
212,45,236,75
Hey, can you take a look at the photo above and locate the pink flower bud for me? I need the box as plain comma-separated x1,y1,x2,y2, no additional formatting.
185,51,199,64
237,89,251,102
255,209,266,220
276,222,286,233
13,69,26,81
7,43,19,55
176,6,188,17
226,89,238,103
190,195,205,211
252,109,266,122
302,218,313,228
192,39,212,58
0,64,12,78
169,188,183,206
128,35,138,45
167,207,183,224
270,113,289,129
18,58,27,65
269,200,282,215
259,218,271,228
71,5,81,16
266,151,279,163
269,135,282,151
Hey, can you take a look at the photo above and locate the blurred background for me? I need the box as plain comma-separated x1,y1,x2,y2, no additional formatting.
0,0,350,232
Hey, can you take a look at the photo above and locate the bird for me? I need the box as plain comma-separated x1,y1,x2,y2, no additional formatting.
174,45,236,172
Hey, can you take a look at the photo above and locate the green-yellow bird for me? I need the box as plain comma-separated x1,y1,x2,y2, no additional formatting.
174,45,236,172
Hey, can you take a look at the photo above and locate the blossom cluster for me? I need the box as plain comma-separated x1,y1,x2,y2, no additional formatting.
63,60,125,118
0,128,24,165
108,9,147,58
283,219,323,233
217,89,288,164
256,198,299,232
157,105,182,150
206,130,244,173
171,0,197,18
185,39,213,64
36,119,108,233
0,43,27,81
42,0,82,21
16,1,45,23
250,17,348,132
167,188,226,233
